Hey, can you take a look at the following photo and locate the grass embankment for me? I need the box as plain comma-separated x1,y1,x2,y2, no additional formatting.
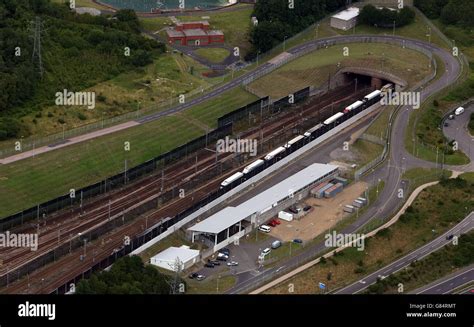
0,87,256,218
195,48,231,63
366,231,474,294
265,177,473,294
249,43,433,99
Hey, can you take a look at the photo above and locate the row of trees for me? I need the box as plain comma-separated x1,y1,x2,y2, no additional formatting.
0,0,165,140
247,0,351,60
359,5,415,28
76,256,184,294
415,0,474,27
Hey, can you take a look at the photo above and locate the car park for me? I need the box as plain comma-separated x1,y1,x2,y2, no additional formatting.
227,261,239,266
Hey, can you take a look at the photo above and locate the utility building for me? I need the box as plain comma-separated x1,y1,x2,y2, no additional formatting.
330,7,360,31
150,245,200,272
166,20,224,46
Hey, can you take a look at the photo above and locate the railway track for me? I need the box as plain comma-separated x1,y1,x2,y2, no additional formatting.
0,84,370,293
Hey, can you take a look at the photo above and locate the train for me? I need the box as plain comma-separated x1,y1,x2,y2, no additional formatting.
219,83,395,189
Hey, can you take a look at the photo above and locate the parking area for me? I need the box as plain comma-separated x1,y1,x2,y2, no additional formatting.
268,181,368,242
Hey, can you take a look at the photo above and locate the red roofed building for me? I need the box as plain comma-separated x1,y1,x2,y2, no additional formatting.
166,20,224,46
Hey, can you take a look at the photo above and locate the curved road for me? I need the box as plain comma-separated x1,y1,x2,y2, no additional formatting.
335,212,473,294
226,35,472,294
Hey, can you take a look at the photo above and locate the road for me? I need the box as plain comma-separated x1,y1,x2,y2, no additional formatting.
412,264,474,294
334,212,474,294
0,34,465,166
226,35,470,294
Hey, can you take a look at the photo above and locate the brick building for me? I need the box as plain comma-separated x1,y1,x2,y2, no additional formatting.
166,21,224,46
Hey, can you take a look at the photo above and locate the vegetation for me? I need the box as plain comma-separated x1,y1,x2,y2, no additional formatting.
247,0,348,59
0,0,165,140
359,5,415,28
76,255,183,294
266,177,473,294
415,0,474,29
195,48,230,63
366,231,474,294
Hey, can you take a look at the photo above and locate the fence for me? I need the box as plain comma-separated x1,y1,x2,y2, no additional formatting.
0,123,233,231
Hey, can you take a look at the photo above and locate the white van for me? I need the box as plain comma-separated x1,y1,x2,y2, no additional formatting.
258,225,271,233
261,248,271,256
455,107,465,116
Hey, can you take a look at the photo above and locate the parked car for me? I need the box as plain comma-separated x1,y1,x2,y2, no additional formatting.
258,225,271,233
217,253,228,261
448,114,455,120
271,240,282,249
444,122,449,127
293,239,303,244
446,234,454,240
204,262,214,268
209,260,220,266
261,248,271,257
303,205,311,212
268,220,277,227
227,261,239,266
196,275,206,281
188,273,199,279
218,248,230,256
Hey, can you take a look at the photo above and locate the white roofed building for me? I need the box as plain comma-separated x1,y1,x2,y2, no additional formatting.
150,245,200,272
188,163,339,254
330,7,360,31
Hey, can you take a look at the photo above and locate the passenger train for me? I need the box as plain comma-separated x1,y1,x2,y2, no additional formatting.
219,84,394,189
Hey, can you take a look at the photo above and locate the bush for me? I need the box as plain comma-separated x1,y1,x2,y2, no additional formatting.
77,112,87,121
58,118,66,124
0,118,22,140
47,112,54,117
359,5,415,28
97,94,107,102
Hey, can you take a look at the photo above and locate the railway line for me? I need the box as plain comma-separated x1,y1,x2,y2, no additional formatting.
0,82,370,294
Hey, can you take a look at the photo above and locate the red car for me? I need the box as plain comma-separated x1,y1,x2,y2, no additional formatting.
268,219,281,227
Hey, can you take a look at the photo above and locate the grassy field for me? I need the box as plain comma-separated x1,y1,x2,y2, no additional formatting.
182,87,258,128
0,87,256,218
194,48,230,63
364,106,396,139
265,177,474,294
351,139,384,167
186,274,236,294
51,0,110,10
140,5,254,56
15,53,214,139
249,43,433,99
366,231,474,294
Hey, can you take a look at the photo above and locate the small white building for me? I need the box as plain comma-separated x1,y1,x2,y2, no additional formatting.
150,245,200,272
74,7,101,16
330,7,360,31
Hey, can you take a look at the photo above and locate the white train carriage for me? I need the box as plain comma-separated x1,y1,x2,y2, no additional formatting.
323,112,345,126
284,135,305,148
304,123,324,138
220,172,244,188
343,100,364,113
242,159,265,174
264,146,286,161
